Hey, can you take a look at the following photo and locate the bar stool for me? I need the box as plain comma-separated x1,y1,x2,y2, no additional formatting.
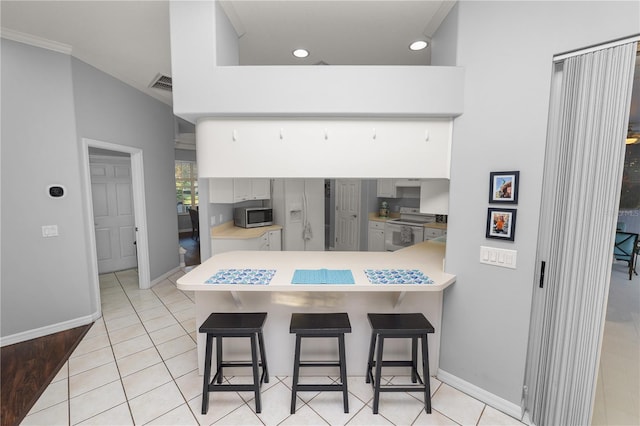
289,312,351,414
199,312,269,414
366,313,435,414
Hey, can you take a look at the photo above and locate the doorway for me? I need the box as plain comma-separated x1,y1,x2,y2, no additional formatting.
334,179,361,251
592,48,640,425
89,153,137,273
523,39,637,425
81,138,151,301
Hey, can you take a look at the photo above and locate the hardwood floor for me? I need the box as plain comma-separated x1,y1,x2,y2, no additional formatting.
0,324,91,426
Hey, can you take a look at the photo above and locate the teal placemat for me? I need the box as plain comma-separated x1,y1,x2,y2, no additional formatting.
206,269,276,285
364,269,434,284
292,269,355,284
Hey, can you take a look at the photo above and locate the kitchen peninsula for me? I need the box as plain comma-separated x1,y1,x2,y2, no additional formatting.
177,240,455,377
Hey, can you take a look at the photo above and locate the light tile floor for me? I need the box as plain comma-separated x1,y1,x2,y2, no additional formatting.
22,268,526,426
592,261,640,425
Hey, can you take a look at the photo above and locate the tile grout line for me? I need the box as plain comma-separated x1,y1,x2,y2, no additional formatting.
114,270,197,424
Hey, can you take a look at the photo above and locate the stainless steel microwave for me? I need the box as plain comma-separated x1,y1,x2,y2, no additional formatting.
234,207,273,228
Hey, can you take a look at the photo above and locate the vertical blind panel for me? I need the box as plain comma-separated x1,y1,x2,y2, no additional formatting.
527,41,636,426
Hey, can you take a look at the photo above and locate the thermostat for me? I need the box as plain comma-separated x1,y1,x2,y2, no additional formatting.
48,185,66,198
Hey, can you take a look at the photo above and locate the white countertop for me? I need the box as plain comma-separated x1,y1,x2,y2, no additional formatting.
177,240,455,292
211,221,283,239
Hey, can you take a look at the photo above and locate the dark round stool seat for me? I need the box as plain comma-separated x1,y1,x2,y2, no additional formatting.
199,312,269,414
366,313,435,414
289,313,351,414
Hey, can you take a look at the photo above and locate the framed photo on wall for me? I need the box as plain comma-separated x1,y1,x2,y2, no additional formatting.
486,208,517,241
489,171,519,204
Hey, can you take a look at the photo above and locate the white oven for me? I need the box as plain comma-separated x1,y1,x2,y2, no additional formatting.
384,221,424,251
383,207,435,251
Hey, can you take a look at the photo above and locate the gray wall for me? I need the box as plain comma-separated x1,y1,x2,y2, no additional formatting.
433,1,640,406
72,58,178,283
1,39,179,341
1,40,93,337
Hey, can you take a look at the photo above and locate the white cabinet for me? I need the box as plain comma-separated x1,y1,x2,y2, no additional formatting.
368,220,386,251
377,179,397,198
210,178,271,203
266,230,282,251
424,227,446,241
395,178,422,187
212,229,281,255
420,179,449,214
255,230,282,251
198,119,453,179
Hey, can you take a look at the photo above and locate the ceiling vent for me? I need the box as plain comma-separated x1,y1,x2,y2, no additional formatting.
150,74,172,91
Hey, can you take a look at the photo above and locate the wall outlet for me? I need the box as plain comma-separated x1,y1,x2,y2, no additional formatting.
211,215,216,226
480,246,517,269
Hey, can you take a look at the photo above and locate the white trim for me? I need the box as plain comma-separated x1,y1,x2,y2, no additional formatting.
437,369,524,422
81,138,151,290
1,28,72,55
150,266,183,287
553,34,640,62
0,312,99,347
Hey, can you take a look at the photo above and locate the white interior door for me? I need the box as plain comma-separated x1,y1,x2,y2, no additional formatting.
334,179,360,251
91,156,137,273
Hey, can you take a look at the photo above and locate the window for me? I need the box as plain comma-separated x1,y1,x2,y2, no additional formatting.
175,161,198,213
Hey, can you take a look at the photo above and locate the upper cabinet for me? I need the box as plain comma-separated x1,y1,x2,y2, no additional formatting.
420,179,450,214
377,179,397,197
210,178,271,203
197,119,453,179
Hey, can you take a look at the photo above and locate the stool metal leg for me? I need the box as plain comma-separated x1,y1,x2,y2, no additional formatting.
250,333,262,413
366,332,377,384
338,333,349,413
372,335,385,414
216,336,223,384
202,334,213,414
258,330,269,383
290,334,302,414
421,334,432,413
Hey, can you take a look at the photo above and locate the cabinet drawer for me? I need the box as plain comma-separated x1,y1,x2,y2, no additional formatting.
424,228,446,239
369,220,386,230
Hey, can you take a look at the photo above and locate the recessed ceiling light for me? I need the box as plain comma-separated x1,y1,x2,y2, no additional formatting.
293,49,309,58
409,40,428,51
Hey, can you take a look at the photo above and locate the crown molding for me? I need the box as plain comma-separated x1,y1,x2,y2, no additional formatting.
1,28,72,55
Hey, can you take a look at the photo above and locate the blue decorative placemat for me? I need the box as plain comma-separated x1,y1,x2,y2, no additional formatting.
292,269,355,284
364,269,434,284
206,269,276,285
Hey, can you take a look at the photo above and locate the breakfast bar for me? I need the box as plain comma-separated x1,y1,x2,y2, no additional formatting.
177,241,455,377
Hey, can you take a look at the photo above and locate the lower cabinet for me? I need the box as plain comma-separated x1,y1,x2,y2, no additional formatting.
423,228,446,241
368,221,386,252
212,229,282,255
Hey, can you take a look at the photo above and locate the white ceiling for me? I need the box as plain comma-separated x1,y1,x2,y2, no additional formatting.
1,1,638,133
0,0,454,107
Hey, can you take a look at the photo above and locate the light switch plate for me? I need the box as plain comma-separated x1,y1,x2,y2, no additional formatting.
480,246,517,269
42,225,59,237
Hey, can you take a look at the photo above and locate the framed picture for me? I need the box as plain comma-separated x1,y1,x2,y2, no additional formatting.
489,171,519,204
486,208,517,241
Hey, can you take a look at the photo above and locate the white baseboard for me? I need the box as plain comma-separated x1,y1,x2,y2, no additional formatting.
0,311,100,347
150,266,182,287
437,368,524,421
